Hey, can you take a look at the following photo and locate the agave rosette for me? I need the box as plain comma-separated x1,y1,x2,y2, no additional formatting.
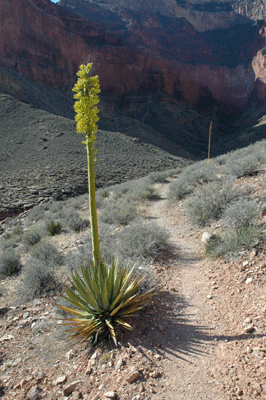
58,260,155,345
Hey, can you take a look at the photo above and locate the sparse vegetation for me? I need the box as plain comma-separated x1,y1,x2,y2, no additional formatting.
29,241,63,266
117,219,170,261
0,250,20,276
222,199,259,232
205,225,264,259
46,220,63,236
18,259,58,300
185,179,236,227
99,199,137,226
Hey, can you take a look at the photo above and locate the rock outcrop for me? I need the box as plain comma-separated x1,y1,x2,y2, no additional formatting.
0,0,265,122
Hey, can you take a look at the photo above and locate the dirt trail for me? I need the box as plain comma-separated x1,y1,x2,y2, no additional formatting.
148,183,224,399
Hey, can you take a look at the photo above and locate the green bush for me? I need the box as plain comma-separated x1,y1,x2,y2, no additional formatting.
46,221,63,236
0,251,21,276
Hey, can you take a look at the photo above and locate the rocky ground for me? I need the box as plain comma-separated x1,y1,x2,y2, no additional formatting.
1,170,266,399
0,93,187,221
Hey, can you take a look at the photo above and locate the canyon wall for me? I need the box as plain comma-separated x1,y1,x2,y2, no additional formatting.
0,0,265,118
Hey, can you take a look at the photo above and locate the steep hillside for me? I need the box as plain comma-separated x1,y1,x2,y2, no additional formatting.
1,0,266,157
0,93,187,219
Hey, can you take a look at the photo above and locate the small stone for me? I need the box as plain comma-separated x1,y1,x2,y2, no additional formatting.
244,317,252,324
244,323,254,333
125,370,140,384
72,392,82,400
99,384,105,390
246,346,252,353
27,385,43,400
0,334,14,342
243,261,249,267
115,358,123,371
236,387,243,396
104,391,116,399
202,232,216,245
246,277,252,284
65,349,75,360
207,294,213,299
23,311,30,319
63,380,83,396
85,365,92,375
252,382,262,393
56,376,67,385
90,351,98,360
250,249,257,259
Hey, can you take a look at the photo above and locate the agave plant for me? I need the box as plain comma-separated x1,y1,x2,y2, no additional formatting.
58,260,155,345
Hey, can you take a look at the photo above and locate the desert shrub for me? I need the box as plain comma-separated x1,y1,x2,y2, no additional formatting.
167,161,220,202
185,179,236,227
18,260,58,300
127,182,158,201
56,209,89,232
23,230,42,248
111,182,132,200
70,223,118,267
99,199,137,226
26,205,45,223
0,251,21,276
97,188,110,198
224,154,259,178
29,241,63,266
66,195,87,210
0,236,22,251
205,225,263,259
46,221,63,236
168,178,195,202
147,171,169,183
222,199,259,232
117,219,169,261
22,223,46,249
67,213,90,232
49,201,65,214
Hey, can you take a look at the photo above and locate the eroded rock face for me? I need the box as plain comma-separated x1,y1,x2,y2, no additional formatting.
60,0,249,32
0,0,265,118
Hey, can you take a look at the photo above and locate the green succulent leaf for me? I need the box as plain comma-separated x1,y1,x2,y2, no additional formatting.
58,260,156,345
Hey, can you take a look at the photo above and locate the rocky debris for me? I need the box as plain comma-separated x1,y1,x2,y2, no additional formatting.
63,380,83,396
26,385,43,400
201,232,216,245
104,390,116,399
125,370,140,384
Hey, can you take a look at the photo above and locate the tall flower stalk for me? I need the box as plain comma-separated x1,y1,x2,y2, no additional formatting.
73,63,101,266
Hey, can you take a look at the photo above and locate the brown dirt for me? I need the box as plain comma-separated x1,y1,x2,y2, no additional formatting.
1,178,266,399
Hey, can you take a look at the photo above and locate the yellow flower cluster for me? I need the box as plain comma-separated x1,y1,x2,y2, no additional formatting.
72,63,101,144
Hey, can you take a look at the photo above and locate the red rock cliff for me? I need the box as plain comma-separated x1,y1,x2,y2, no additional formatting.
0,0,265,115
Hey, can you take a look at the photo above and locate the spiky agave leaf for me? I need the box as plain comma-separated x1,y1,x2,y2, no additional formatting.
58,260,156,345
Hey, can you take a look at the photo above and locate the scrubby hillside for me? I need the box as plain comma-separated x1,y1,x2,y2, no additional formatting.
0,93,187,220
1,140,266,399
